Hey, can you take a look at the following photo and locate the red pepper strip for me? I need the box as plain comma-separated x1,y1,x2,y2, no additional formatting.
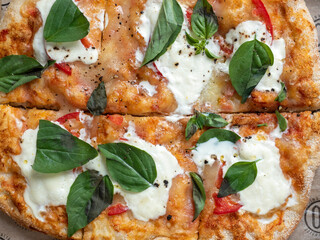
107,204,129,216
72,166,83,174
152,62,164,78
56,112,80,124
186,9,193,25
81,37,94,49
107,115,124,126
252,0,274,39
55,63,72,76
119,137,129,142
213,193,242,215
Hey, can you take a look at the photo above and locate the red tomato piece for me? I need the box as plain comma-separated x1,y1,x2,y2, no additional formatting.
252,0,274,39
186,9,193,25
107,115,124,126
56,112,80,124
0,29,9,42
55,63,72,76
107,204,129,216
81,37,93,49
119,137,129,142
215,163,225,189
213,193,242,215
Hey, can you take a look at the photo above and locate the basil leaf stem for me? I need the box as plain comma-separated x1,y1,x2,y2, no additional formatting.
0,55,54,93
33,120,98,173
98,143,157,192
190,172,206,221
275,110,287,132
67,170,113,237
185,111,228,140
229,39,274,103
142,0,183,66
275,82,286,102
87,82,107,116
44,0,90,42
197,128,240,146
218,160,259,198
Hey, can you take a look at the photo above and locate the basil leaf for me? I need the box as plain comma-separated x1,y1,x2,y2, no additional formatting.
87,82,107,116
98,143,157,192
0,55,54,93
205,48,219,59
275,110,287,132
190,172,206,221
218,161,259,198
33,120,98,173
257,123,268,127
67,170,113,237
191,0,218,39
186,32,199,46
275,82,286,102
197,128,240,145
185,112,228,140
44,0,90,42
142,0,183,66
229,39,274,103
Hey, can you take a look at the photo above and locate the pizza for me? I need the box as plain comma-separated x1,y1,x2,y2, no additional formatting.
0,0,319,239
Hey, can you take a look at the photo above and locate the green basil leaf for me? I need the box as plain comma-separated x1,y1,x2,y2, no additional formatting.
186,32,199,46
185,112,228,140
190,172,206,221
0,55,54,93
275,110,287,132
33,120,98,173
275,82,286,102
98,143,157,192
197,128,240,145
229,39,274,103
257,123,268,127
87,82,107,116
44,0,90,42
205,48,219,59
191,0,218,39
67,170,113,237
218,160,259,198
141,0,184,66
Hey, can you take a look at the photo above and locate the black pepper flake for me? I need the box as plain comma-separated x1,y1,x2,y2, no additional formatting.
154,183,159,188
268,73,271,77
175,63,179,66
163,180,169,188
167,215,172,221
204,160,208,164
99,76,103,81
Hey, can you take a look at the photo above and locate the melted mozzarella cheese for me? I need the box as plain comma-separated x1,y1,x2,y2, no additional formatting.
224,20,286,93
12,128,78,221
223,136,291,215
114,122,184,221
138,0,221,114
138,81,157,96
191,138,237,174
34,0,99,65
192,130,291,215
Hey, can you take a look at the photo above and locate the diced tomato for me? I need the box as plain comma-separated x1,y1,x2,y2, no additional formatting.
186,9,193,25
216,35,233,57
107,204,129,216
252,0,274,39
81,37,93,49
213,193,242,215
28,8,39,17
0,29,9,42
152,62,164,78
73,166,83,174
55,63,72,75
119,137,129,141
56,112,80,124
107,115,123,126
